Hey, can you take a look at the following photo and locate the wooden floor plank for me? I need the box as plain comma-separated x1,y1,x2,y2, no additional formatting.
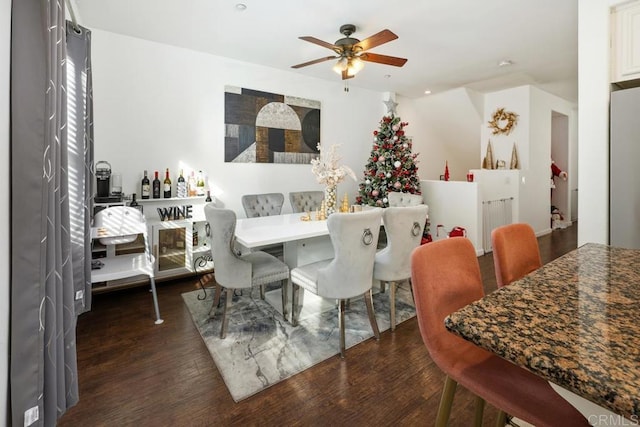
59,225,577,426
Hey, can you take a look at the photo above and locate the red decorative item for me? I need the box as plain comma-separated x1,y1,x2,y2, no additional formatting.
436,224,467,238
444,161,450,181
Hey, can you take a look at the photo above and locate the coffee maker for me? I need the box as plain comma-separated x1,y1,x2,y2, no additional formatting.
95,160,120,203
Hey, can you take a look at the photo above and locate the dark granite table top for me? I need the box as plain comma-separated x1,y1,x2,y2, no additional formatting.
445,243,640,419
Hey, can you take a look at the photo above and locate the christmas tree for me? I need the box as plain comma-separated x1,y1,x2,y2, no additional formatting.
356,102,421,207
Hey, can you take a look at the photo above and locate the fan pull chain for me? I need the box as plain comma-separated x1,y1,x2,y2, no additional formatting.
344,80,349,92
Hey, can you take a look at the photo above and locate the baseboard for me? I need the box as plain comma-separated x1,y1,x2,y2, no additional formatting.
536,228,552,237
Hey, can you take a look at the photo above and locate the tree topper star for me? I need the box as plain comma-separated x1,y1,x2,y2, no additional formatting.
383,99,398,115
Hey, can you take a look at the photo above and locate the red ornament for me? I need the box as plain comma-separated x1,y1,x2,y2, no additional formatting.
444,161,450,181
373,156,378,162
373,131,378,135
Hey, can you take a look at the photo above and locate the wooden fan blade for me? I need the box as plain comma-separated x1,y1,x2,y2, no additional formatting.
354,29,398,51
299,36,338,51
291,56,338,69
342,70,355,80
361,52,407,67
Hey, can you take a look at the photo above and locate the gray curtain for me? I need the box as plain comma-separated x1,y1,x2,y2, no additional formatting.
10,0,93,425
66,21,94,313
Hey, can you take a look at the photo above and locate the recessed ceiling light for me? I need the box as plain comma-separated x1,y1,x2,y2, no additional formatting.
384,74,391,78
498,59,513,67
235,3,247,11
424,90,432,95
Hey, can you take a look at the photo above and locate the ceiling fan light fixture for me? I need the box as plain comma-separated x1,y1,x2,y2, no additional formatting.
332,57,348,74
347,57,364,76
292,25,406,83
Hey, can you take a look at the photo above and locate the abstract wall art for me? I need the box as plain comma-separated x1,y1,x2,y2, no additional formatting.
224,86,321,164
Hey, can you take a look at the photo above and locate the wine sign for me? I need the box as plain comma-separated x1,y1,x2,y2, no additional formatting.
157,205,193,221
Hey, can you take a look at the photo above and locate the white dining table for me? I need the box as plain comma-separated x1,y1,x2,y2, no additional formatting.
234,212,335,268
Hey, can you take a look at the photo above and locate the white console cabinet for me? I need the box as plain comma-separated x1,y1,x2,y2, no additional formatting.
144,196,213,279
612,1,640,83
91,196,213,292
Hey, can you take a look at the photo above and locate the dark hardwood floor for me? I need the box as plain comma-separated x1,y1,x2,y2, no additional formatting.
58,225,578,427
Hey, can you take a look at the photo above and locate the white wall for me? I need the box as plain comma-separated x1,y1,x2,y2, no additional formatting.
480,85,577,235
528,86,577,233
92,30,388,217
399,88,483,182
1,0,9,423
481,86,531,170
578,1,617,245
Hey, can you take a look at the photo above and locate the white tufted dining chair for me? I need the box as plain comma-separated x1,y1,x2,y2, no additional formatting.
204,205,290,338
387,191,424,207
290,208,383,358
373,204,429,331
289,191,324,213
241,193,285,217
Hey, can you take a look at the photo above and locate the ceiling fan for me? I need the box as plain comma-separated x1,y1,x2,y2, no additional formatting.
291,24,408,80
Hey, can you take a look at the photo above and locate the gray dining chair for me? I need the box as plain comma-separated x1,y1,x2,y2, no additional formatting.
204,204,290,338
241,193,285,217
373,204,429,331
289,190,324,213
290,208,383,358
241,192,285,259
387,191,424,207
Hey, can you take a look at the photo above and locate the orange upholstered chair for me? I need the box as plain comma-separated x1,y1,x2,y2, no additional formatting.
491,223,542,288
410,238,588,427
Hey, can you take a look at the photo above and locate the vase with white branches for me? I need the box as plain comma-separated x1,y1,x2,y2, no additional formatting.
310,143,356,215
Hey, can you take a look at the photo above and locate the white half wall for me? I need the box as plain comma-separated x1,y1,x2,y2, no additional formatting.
91,29,389,217
1,0,9,423
398,88,483,182
421,179,483,255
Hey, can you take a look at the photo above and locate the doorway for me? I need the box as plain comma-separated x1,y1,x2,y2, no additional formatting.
551,111,571,226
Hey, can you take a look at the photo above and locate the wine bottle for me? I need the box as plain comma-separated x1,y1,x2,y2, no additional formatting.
192,225,199,247
196,170,205,196
141,170,150,199
176,169,187,198
152,171,161,199
187,171,197,197
163,168,172,198
205,190,212,202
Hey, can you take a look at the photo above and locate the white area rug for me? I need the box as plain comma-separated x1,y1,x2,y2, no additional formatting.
182,283,416,402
